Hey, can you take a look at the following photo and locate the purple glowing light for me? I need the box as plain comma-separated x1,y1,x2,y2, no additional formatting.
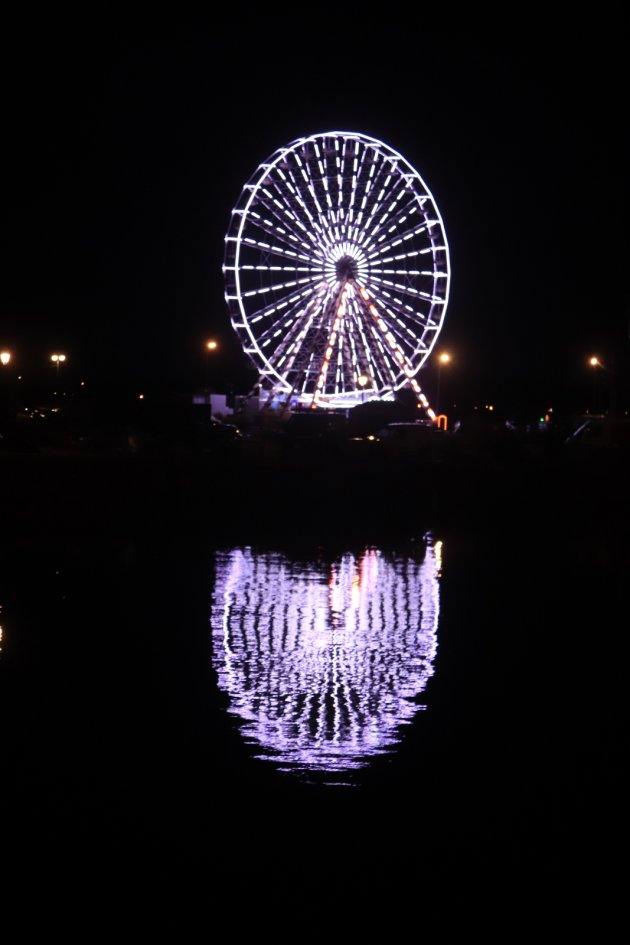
211,539,442,781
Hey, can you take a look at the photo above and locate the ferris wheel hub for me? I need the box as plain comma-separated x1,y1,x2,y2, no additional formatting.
335,254,358,281
324,241,368,287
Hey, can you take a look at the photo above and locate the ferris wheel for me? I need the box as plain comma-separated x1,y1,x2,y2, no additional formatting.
223,131,450,412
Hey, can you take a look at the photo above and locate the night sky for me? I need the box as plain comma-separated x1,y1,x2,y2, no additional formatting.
3,23,627,412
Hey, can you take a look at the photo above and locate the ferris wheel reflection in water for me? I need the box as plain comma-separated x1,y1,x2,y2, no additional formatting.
211,537,442,783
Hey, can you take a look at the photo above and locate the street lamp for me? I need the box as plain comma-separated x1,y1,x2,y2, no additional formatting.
588,355,604,414
205,339,218,385
357,373,369,403
0,352,11,366
51,353,67,389
436,352,451,414
204,340,218,406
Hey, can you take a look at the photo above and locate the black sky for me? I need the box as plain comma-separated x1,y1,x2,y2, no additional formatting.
2,23,627,411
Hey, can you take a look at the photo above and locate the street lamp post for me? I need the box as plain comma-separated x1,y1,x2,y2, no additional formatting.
1,352,13,416
51,353,67,390
436,352,451,415
205,340,218,388
205,340,218,411
588,356,602,414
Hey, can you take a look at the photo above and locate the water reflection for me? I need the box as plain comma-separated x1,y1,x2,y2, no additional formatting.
211,537,442,782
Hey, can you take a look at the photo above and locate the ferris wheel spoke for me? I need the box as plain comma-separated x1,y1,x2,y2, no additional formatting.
242,281,325,327
297,152,339,248
255,292,318,348
368,268,433,277
241,272,324,300
260,172,325,243
278,295,330,378
230,208,307,257
340,319,362,391
240,264,323,276
357,291,416,366
355,156,401,235
296,183,337,253
334,137,347,209
362,194,425,251
346,139,373,219
358,286,426,362
344,143,363,224
346,297,393,392
266,164,326,239
252,189,321,252
338,137,357,213
365,199,425,253
366,247,436,265
354,155,402,231
236,211,324,263
366,273,445,307
263,285,330,360
357,177,410,234
366,223,429,260
311,282,351,402
368,291,430,352
282,161,329,240
289,294,337,395
311,139,335,214
357,283,427,386
339,329,360,395
263,170,328,244
366,217,440,259
291,151,327,223
366,319,400,386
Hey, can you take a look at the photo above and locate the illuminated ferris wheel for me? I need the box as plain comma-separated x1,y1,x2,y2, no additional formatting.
223,131,450,412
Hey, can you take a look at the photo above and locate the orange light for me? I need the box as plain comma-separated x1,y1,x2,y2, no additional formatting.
206,340,218,351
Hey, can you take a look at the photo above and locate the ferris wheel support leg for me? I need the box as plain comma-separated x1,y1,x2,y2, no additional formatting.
408,377,437,422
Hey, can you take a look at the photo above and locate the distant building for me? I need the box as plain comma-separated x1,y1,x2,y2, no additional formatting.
192,391,255,418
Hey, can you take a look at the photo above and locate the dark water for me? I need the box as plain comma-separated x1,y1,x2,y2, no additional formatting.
1,521,627,931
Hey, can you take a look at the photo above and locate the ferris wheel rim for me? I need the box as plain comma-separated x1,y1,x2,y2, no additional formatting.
224,131,451,407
